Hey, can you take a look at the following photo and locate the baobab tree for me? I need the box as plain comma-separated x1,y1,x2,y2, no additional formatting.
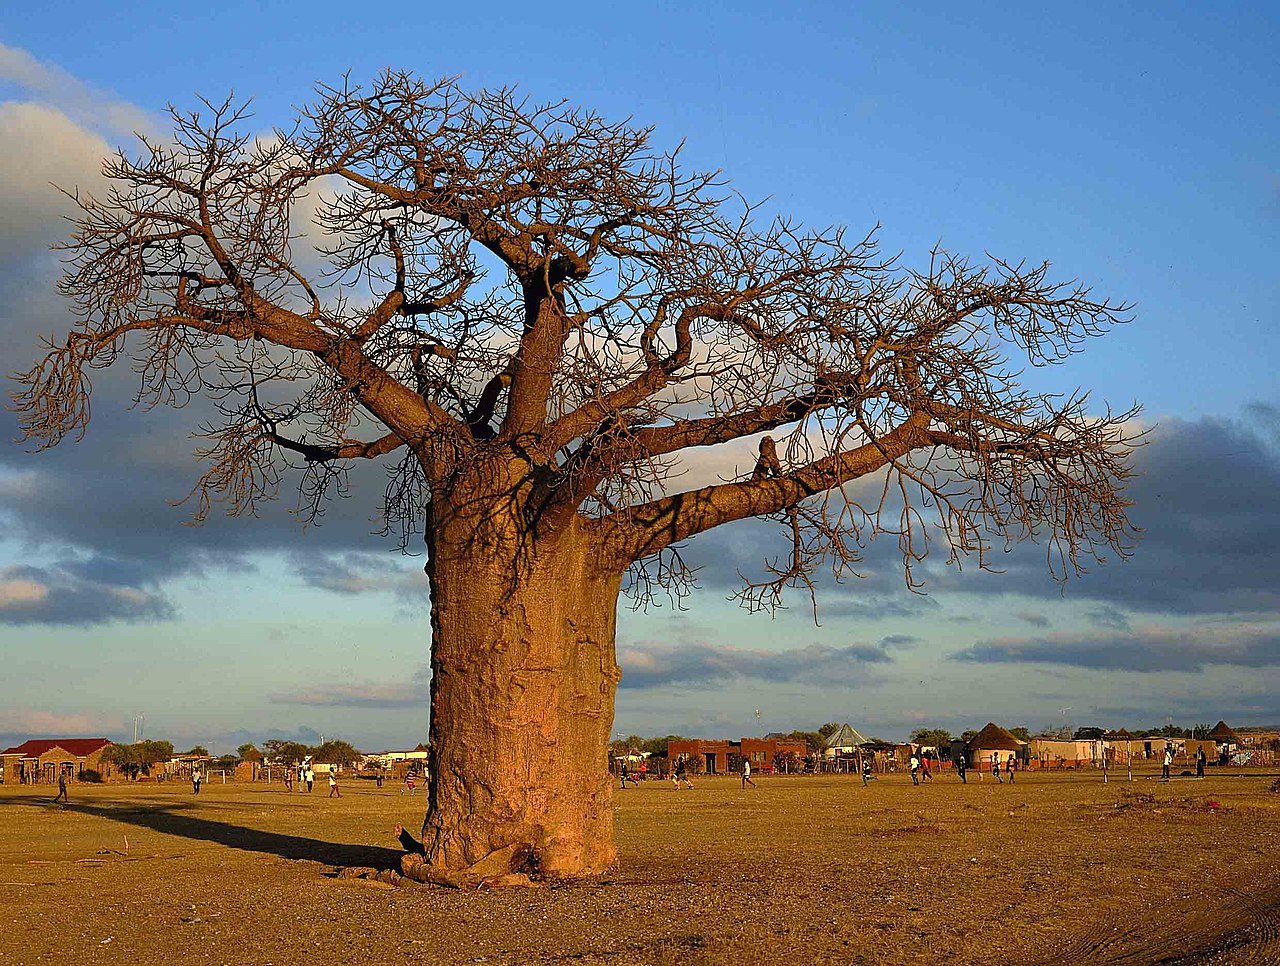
15,72,1137,885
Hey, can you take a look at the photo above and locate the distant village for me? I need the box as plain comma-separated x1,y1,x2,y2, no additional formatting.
648,720,1279,778
4,720,1278,786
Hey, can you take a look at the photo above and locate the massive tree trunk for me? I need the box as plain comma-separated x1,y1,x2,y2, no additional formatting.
404,483,624,885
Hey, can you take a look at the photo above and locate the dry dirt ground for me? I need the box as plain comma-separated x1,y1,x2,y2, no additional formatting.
2,768,1278,965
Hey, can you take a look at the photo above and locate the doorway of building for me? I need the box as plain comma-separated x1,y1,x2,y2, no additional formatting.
703,752,717,774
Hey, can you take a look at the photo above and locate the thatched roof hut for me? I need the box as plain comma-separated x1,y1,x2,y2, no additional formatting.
966,722,1024,753
1208,721,1236,742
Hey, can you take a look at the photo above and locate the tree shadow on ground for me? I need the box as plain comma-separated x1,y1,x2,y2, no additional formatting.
6,798,402,869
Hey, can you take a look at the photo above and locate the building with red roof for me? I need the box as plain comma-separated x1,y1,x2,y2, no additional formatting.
1,738,115,784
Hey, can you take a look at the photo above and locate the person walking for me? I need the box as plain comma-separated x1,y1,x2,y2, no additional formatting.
297,765,305,792
328,771,340,798
192,767,202,795
956,754,967,784
921,754,933,782
1162,745,1173,781
742,758,756,789
1007,753,1017,784
1196,746,1206,778
305,766,315,793
405,772,416,795
862,758,873,786
376,771,384,789
909,753,920,786
53,770,69,803
992,752,1002,784
283,769,293,792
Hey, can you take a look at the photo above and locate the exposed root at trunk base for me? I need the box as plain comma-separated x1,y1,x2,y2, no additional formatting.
394,823,543,889
399,844,542,889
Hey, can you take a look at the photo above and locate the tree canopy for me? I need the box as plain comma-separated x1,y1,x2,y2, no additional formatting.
312,739,361,767
910,728,954,749
15,71,1138,611
102,740,174,779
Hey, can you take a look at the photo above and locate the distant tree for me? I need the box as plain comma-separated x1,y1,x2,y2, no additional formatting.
100,743,138,779
214,754,238,770
237,743,262,762
103,739,174,779
263,739,312,765
641,736,681,758
773,750,801,773
313,739,361,768
21,72,1138,881
1010,727,1032,742
818,722,840,741
1159,724,1186,738
144,740,175,763
187,745,210,757
1073,727,1105,740
786,730,828,754
910,728,954,749
960,730,978,744
1191,723,1212,740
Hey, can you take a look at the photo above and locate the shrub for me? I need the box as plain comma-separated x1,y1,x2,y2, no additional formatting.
80,769,103,783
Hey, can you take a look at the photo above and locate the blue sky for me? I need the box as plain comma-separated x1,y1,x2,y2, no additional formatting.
1,4,1277,751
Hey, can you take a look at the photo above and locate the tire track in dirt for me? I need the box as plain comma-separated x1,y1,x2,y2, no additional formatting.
1029,870,1280,965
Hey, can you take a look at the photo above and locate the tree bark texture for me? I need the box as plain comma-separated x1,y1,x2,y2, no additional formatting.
407,487,623,885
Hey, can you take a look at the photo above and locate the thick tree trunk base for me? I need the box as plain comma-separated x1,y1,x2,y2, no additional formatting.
420,517,623,883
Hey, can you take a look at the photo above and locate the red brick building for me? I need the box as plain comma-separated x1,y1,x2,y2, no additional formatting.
1,738,115,784
667,737,807,775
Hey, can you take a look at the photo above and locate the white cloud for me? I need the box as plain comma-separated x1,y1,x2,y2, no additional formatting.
0,707,118,736
0,43,153,137
0,101,110,261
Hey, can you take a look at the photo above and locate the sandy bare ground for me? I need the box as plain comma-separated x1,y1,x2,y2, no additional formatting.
1,769,1277,964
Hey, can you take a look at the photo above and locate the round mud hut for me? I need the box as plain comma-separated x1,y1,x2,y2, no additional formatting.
965,723,1025,770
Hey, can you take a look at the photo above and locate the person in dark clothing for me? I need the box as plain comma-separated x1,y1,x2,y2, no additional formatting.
672,756,693,789
1196,747,1207,778
54,771,69,803
956,755,967,783
619,761,638,788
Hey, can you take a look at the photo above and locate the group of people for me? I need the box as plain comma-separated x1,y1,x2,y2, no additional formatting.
908,753,938,785
904,750,1022,784
282,765,316,792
